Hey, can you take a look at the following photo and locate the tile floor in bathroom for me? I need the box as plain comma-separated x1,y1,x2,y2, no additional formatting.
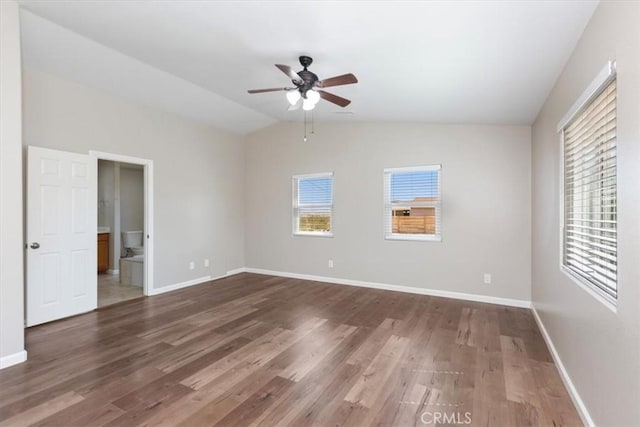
97,273,143,307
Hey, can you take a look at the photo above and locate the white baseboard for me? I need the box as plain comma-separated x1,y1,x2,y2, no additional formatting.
242,267,531,308
106,269,119,275
147,267,249,297
531,305,594,427
0,350,27,369
226,267,248,276
148,275,212,296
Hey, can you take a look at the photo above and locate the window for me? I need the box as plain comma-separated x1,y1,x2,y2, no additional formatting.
292,172,333,236
560,67,617,305
384,165,441,241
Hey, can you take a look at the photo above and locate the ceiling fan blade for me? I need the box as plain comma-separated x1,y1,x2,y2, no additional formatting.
275,64,302,83
247,87,292,94
318,90,351,107
317,73,358,88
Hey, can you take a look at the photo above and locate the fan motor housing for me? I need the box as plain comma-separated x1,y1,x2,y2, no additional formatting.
295,56,318,95
297,70,318,86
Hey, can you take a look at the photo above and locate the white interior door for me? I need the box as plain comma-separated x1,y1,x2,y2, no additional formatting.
26,146,97,326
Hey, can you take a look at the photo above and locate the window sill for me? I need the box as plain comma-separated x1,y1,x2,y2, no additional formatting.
560,266,617,314
293,232,334,238
385,234,441,242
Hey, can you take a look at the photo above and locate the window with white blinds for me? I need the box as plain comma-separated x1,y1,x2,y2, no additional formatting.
562,78,617,303
292,172,333,236
384,165,441,241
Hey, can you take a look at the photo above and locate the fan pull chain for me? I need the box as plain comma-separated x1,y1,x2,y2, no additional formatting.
311,110,315,136
303,111,308,142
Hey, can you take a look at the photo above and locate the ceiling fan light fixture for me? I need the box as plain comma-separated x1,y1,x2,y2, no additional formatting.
286,90,301,105
302,97,315,111
306,89,320,105
248,57,357,110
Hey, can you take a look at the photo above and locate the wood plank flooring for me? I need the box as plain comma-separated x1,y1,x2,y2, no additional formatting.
0,273,582,426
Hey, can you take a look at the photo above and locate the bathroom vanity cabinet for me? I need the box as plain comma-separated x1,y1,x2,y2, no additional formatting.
98,232,110,273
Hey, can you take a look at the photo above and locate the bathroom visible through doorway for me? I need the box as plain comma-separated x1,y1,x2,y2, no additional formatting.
92,151,153,307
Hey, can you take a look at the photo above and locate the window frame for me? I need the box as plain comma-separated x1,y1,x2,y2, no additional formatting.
292,172,334,238
383,164,442,242
557,61,617,311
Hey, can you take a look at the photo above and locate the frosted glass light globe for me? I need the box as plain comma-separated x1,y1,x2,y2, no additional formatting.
286,90,301,105
306,89,320,105
302,98,315,111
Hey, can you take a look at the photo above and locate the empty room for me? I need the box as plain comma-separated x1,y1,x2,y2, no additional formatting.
0,1,638,426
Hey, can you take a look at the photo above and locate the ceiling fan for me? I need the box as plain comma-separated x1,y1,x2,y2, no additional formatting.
247,56,358,111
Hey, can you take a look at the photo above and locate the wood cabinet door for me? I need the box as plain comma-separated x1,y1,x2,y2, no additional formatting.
97,233,109,273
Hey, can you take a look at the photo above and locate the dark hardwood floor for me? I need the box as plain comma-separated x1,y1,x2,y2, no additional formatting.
0,273,582,426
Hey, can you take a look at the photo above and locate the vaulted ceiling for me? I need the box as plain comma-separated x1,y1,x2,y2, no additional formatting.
19,1,599,134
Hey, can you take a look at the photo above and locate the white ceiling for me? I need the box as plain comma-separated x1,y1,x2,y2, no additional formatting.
18,1,599,134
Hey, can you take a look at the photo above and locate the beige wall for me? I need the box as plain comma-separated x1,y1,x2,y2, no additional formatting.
245,122,531,302
531,1,640,425
97,160,115,232
23,67,246,289
120,166,144,235
0,0,26,365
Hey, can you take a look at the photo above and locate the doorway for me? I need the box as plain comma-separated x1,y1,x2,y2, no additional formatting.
91,151,153,306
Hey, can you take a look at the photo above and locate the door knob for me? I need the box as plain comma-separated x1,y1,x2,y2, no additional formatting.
30,242,40,249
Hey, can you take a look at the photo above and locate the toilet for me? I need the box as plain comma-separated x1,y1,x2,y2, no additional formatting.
121,231,144,287
122,230,144,257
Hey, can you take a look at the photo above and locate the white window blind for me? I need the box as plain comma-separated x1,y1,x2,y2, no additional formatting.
292,173,333,236
562,78,617,303
384,165,441,241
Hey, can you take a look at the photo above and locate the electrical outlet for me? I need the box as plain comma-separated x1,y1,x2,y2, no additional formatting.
328,260,334,268
204,259,210,267
189,261,195,270
483,273,492,284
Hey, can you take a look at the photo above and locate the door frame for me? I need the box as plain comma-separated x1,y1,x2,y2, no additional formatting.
90,151,153,296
